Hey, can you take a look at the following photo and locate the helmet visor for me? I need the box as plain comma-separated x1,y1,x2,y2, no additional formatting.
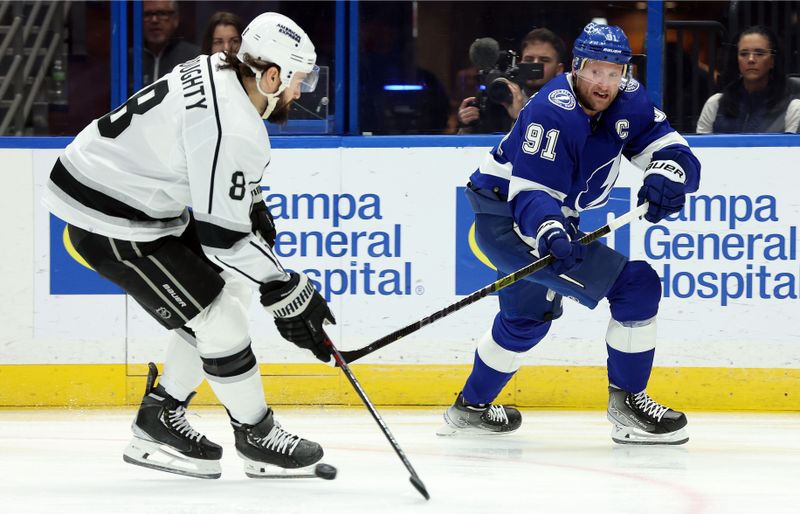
573,58,629,89
292,65,319,93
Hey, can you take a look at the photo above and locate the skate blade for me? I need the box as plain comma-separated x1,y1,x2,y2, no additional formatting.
243,462,320,479
436,423,518,436
610,425,689,446
239,453,326,479
123,436,221,479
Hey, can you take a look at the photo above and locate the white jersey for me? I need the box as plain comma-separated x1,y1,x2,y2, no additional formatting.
43,53,287,285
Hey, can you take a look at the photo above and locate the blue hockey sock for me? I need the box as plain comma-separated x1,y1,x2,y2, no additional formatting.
462,352,515,405
606,345,655,393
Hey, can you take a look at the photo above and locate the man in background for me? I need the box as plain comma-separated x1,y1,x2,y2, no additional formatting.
457,28,566,133
142,0,199,85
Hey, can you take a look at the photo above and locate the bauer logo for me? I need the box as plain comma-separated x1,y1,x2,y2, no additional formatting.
49,215,123,295
454,186,632,295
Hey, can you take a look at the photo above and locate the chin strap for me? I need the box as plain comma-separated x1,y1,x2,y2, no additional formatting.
254,69,287,120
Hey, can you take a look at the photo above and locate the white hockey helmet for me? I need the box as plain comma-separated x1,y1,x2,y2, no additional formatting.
237,12,318,95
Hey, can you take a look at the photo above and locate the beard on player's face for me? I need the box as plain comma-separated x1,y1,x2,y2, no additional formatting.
267,91,294,124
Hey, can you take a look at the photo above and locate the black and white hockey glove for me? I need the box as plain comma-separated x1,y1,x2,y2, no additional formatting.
250,188,276,246
637,150,688,223
260,272,335,363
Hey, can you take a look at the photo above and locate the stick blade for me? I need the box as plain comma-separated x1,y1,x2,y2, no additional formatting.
409,475,430,500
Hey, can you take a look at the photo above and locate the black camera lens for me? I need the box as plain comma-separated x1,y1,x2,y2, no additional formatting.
487,78,513,104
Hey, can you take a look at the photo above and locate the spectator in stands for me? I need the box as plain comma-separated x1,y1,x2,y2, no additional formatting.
201,11,244,56
696,25,800,133
457,28,566,134
142,0,199,85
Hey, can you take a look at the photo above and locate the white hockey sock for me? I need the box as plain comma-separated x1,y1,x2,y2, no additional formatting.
159,329,204,402
185,277,267,425
205,367,268,425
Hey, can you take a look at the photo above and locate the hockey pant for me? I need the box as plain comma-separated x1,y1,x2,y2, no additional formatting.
67,222,267,424
460,187,661,404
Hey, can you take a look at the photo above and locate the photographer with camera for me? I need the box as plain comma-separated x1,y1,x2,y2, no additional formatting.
457,28,566,134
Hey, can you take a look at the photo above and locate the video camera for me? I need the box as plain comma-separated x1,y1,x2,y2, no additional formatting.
468,37,544,106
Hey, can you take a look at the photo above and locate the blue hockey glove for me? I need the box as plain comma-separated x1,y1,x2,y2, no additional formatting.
565,215,580,239
537,219,586,275
637,151,688,223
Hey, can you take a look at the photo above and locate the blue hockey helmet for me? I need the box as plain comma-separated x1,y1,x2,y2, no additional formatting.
573,22,632,64
572,22,633,88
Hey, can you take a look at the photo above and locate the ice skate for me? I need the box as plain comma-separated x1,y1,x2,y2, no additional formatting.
123,363,222,479
607,385,689,445
231,408,324,478
436,392,522,436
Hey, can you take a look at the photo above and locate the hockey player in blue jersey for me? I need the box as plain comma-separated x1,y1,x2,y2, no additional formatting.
438,22,700,445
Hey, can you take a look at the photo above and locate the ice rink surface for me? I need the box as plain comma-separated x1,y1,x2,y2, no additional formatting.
0,408,798,514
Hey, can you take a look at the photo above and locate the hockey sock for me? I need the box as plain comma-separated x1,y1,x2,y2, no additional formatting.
185,280,268,424
205,366,267,425
462,354,515,405
158,329,205,402
605,318,656,392
461,315,550,405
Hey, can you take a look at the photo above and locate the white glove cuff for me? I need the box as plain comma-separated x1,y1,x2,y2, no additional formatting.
643,159,686,184
264,273,315,319
536,219,566,243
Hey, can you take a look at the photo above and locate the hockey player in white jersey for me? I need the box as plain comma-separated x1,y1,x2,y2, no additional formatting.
439,22,701,445
43,13,333,479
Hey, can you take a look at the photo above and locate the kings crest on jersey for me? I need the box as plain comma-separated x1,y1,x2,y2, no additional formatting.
469,72,693,222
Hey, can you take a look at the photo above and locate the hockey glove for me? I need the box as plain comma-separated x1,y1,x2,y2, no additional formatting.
537,219,586,275
637,150,688,223
260,272,335,363
250,188,277,246
565,215,580,239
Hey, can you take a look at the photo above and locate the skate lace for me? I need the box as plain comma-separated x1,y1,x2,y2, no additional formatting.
631,391,669,422
485,405,509,424
167,405,202,442
255,423,301,455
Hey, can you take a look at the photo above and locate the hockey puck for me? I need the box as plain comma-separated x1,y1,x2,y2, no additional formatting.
314,463,337,480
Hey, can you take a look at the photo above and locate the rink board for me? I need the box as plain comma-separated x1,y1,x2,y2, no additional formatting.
0,136,799,410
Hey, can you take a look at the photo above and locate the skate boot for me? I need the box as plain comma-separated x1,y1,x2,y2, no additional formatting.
123,363,222,479
231,408,324,478
436,392,522,436
607,385,689,445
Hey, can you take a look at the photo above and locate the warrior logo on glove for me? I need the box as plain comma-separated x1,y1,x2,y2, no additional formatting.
261,272,336,363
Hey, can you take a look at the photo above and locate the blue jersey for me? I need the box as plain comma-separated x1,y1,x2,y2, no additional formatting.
469,73,700,236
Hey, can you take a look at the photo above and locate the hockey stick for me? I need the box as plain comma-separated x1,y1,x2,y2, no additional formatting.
339,202,649,364
324,336,430,500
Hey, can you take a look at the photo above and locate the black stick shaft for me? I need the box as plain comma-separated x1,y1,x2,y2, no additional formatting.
339,203,648,363
325,338,430,500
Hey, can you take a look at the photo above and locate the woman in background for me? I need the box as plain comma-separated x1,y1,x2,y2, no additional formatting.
201,11,244,55
697,25,800,133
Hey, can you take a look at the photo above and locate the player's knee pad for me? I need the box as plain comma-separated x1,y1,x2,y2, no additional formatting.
477,315,550,373
605,317,657,355
185,281,257,379
606,260,662,322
